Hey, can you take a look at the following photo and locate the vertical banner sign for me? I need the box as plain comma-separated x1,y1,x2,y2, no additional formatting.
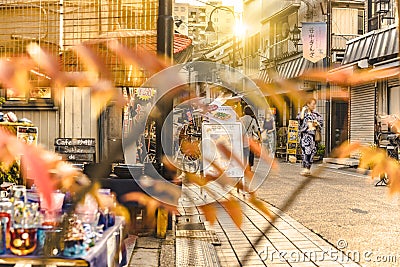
302,22,327,63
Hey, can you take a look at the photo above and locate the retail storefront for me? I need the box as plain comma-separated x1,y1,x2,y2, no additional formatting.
333,24,399,155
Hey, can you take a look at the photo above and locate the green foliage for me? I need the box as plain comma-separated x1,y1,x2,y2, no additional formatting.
0,162,22,184
316,144,326,157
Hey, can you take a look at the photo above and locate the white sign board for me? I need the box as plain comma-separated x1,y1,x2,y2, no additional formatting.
206,105,237,124
302,22,327,63
202,123,244,177
17,126,38,146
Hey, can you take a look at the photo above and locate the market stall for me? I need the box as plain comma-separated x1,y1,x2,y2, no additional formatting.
0,217,125,267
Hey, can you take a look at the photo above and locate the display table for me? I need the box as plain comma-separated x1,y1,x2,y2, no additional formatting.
0,217,126,267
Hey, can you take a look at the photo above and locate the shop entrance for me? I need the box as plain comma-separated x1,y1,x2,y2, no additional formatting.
330,100,348,149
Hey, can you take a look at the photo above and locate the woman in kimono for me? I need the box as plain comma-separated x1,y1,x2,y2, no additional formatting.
297,98,323,175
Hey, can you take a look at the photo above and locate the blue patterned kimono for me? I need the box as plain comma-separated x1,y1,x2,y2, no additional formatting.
296,110,323,169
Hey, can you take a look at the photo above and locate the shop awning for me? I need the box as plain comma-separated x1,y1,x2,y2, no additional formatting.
369,24,398,61
342,31,375,65
258,56,315,84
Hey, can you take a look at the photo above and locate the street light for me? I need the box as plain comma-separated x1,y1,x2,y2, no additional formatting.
205,6,237,67
290,24,302,48
376,0,390,14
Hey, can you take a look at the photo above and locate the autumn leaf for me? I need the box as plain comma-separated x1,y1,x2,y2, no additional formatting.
221,197,242,228
72,44,111,81
162,156,178,172
121,192,178,214
26,43,61,81
107,41,169,76
357,147,387,170
199,203,217,225
385,159,400,195
248,194,273,219
180,139,201,158
332,141,362,159
216,142,244,169
186,173,208,186
0,59,32,97
90,79,116,118
22,145,55,210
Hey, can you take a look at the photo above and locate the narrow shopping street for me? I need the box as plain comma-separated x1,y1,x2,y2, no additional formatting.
257,161,400,267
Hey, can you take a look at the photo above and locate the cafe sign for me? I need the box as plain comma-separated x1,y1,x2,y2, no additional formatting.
302,22,327,63
135,87,155,101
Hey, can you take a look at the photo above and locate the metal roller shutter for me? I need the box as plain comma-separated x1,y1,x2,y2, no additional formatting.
350,83,376,149
388,78,400,88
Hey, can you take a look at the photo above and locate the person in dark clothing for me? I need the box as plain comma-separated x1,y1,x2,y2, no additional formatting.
262,113,276,155
240,105,260,168
296,98,323,176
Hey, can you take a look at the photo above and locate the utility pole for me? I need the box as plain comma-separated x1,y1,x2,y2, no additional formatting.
157,0,174,61
326,0,332,155
156,0,174,239
156,0,174,163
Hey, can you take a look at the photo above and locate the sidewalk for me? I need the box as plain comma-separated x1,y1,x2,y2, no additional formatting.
126,160,363,267
176,183,360,267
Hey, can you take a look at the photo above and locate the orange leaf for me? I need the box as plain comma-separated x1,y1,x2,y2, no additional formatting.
221,197,242,228
332,142,362,158
216,142,244,169
22,145,55,210
249,194,273,219
107,41,169,76
90,80,116,118
121,192,178,214
26,43,61,80
199,204,217,225
72,44,111,80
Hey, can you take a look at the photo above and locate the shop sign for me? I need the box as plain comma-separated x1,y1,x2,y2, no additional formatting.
202,123,244,177
302,22,327,63
287,120,299,155
17,126,38,146
135,87,156,101
54,138,95,146
207,106,237,124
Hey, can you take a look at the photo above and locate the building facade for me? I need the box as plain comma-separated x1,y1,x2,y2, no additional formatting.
333,0,398,152
242,0,365,154
0,0,191,162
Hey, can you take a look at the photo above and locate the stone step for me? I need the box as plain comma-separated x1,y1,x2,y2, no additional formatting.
322,157,359,167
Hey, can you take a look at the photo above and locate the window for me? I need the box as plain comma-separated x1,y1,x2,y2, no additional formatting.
2,86,53,106
358,10,364,35
389,86,400,115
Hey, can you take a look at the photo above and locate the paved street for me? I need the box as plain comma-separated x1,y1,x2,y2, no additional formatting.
257,160,400,267
127,159,400,267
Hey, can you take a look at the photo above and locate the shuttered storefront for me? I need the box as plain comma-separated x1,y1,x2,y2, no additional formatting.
350,83,376,147
388,78,400,88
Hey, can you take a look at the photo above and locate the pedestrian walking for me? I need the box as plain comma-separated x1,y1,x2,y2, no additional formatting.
240,105,259,168
262,113,276,156
297,98,323,175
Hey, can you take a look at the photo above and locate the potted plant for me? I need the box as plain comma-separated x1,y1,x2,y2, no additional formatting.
0,162,22,185
314,144,325,161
